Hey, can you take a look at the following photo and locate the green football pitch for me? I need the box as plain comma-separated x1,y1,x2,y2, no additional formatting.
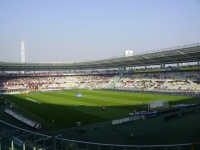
2,90,199,130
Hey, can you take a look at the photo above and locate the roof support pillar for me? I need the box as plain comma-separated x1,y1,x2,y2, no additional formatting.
177,63,179,67
160,64,165,69
119,67,126,78
198,61,200,66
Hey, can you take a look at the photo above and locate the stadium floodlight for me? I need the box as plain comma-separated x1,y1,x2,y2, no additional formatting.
21,40,25,63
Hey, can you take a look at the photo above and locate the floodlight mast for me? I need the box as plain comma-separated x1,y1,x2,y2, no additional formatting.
21,40,25,63
20,40,25,74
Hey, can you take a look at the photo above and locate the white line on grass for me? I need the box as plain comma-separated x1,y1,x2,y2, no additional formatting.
26,98,41,104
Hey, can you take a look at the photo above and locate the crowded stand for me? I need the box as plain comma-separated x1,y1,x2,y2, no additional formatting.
0,69,200,96
0,74,117,93
114,70,200,95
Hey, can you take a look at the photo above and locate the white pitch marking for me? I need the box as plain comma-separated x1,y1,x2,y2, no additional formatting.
26,98,41,104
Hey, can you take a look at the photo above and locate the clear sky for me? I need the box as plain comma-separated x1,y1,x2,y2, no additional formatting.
0,0,199,63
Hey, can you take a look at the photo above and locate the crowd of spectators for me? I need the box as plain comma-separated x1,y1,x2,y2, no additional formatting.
0,74,116,93
0,70,199,95
114,71,200,94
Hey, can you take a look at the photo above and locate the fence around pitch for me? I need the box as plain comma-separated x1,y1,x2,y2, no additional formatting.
0,120,200,150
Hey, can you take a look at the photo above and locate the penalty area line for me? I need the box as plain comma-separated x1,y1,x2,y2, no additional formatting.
26,98,42,104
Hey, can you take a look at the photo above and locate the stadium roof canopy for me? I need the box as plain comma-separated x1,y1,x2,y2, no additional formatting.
0,43,200,72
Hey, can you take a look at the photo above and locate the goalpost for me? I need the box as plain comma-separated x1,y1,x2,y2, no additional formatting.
148,100,169,110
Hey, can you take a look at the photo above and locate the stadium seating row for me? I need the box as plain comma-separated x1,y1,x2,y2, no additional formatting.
4,109,41,129
0,71,199,95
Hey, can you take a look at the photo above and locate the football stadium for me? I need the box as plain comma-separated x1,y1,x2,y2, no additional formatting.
0,43,200,150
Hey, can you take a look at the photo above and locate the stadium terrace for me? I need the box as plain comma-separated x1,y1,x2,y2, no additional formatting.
0,43,200,150
0,43,200,96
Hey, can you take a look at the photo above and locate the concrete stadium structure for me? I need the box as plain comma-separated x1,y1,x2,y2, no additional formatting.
0,43,200,150
0,43,200,72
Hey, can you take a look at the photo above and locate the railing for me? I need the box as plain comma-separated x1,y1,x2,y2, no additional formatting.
0,120,200,150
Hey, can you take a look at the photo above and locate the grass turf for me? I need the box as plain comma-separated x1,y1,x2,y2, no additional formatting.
2,90,198,130
1,90,200,146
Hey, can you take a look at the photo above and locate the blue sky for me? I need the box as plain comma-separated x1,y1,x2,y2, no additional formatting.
0,0,199,63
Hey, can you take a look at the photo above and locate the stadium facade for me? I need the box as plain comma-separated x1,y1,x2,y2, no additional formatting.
0,43,199,72
0,43,200,150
